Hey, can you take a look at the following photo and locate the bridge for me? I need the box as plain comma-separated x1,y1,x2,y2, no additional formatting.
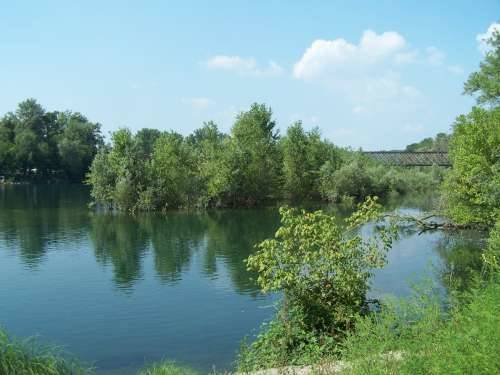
363,151,450,167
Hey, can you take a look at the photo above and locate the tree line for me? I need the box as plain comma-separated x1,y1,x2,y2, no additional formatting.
86,104,447,212
0,99,103,181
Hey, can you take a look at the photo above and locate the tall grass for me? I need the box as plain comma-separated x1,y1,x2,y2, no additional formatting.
0,330,200,375
137,361,199,375
0,327,91,375
341,276,500,374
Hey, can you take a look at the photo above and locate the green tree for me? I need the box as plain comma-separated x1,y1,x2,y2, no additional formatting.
57,112,103,181
135,128,161,160
187,121,228,206
87,128,144,210
405,133,450,152
13,99,50,175
464,30,500,107
281,122,340,200
225,103,281,205
1,99,103,181
444,107,500,226
149,132,197,209
0,114,17,175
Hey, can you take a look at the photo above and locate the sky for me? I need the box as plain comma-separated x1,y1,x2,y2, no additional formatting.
0,1,499,150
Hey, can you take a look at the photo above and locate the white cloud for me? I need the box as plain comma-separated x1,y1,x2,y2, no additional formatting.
477,22,500,54
181,97,214,110
292,30,423,111
205,55,284,77
293,30,406,80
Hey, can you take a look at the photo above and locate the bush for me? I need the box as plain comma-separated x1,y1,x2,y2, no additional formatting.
239,197,397,370
319,157,374,201
320,155,444,203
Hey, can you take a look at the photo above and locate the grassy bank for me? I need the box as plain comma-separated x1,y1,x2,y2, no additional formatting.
0,327,199,375
0,328,91,375
341,276,499,374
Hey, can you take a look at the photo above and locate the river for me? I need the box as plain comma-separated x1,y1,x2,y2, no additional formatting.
0,184,484,374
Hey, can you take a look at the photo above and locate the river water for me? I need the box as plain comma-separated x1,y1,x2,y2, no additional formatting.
0,185,483,373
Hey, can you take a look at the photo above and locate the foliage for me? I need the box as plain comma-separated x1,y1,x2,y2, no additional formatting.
239,197,397,370
483,220,500,276
464,30,500,107
443,107,500,226
186,121,227,206
281,122,340,201
320,154,445,203
341,276,500,375
223,103,281,205
149,132,198,210
405,132,450,152
85,102,445,211
0,99,103,181
137,361,199,375
237,303,338,370
0,327,91,375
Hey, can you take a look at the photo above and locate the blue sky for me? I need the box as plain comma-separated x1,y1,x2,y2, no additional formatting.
1,1,498,150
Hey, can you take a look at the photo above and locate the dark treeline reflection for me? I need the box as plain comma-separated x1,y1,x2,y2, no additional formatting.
88,209,279,293
0,184,279,294
0,184,91,266
0,185,485,296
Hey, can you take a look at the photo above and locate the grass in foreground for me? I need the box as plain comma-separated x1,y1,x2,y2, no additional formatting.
137,361,199,375
340,276,500,374
0,326,199,375
0,327,91,375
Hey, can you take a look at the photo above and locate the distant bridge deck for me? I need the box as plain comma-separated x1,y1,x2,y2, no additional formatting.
363,151,450,167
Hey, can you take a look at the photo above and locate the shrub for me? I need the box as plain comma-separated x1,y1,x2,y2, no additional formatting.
239,197,397,370
320,155,444,203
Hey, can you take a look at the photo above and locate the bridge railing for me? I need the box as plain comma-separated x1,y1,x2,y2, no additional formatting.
362,151,450,167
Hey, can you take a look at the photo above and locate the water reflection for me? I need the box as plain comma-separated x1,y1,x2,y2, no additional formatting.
435,231,485,292
0,184,90,267
0,185,488,372
0,185,282,294
86,209,279,293
0,184,485,297
90,214,150,289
